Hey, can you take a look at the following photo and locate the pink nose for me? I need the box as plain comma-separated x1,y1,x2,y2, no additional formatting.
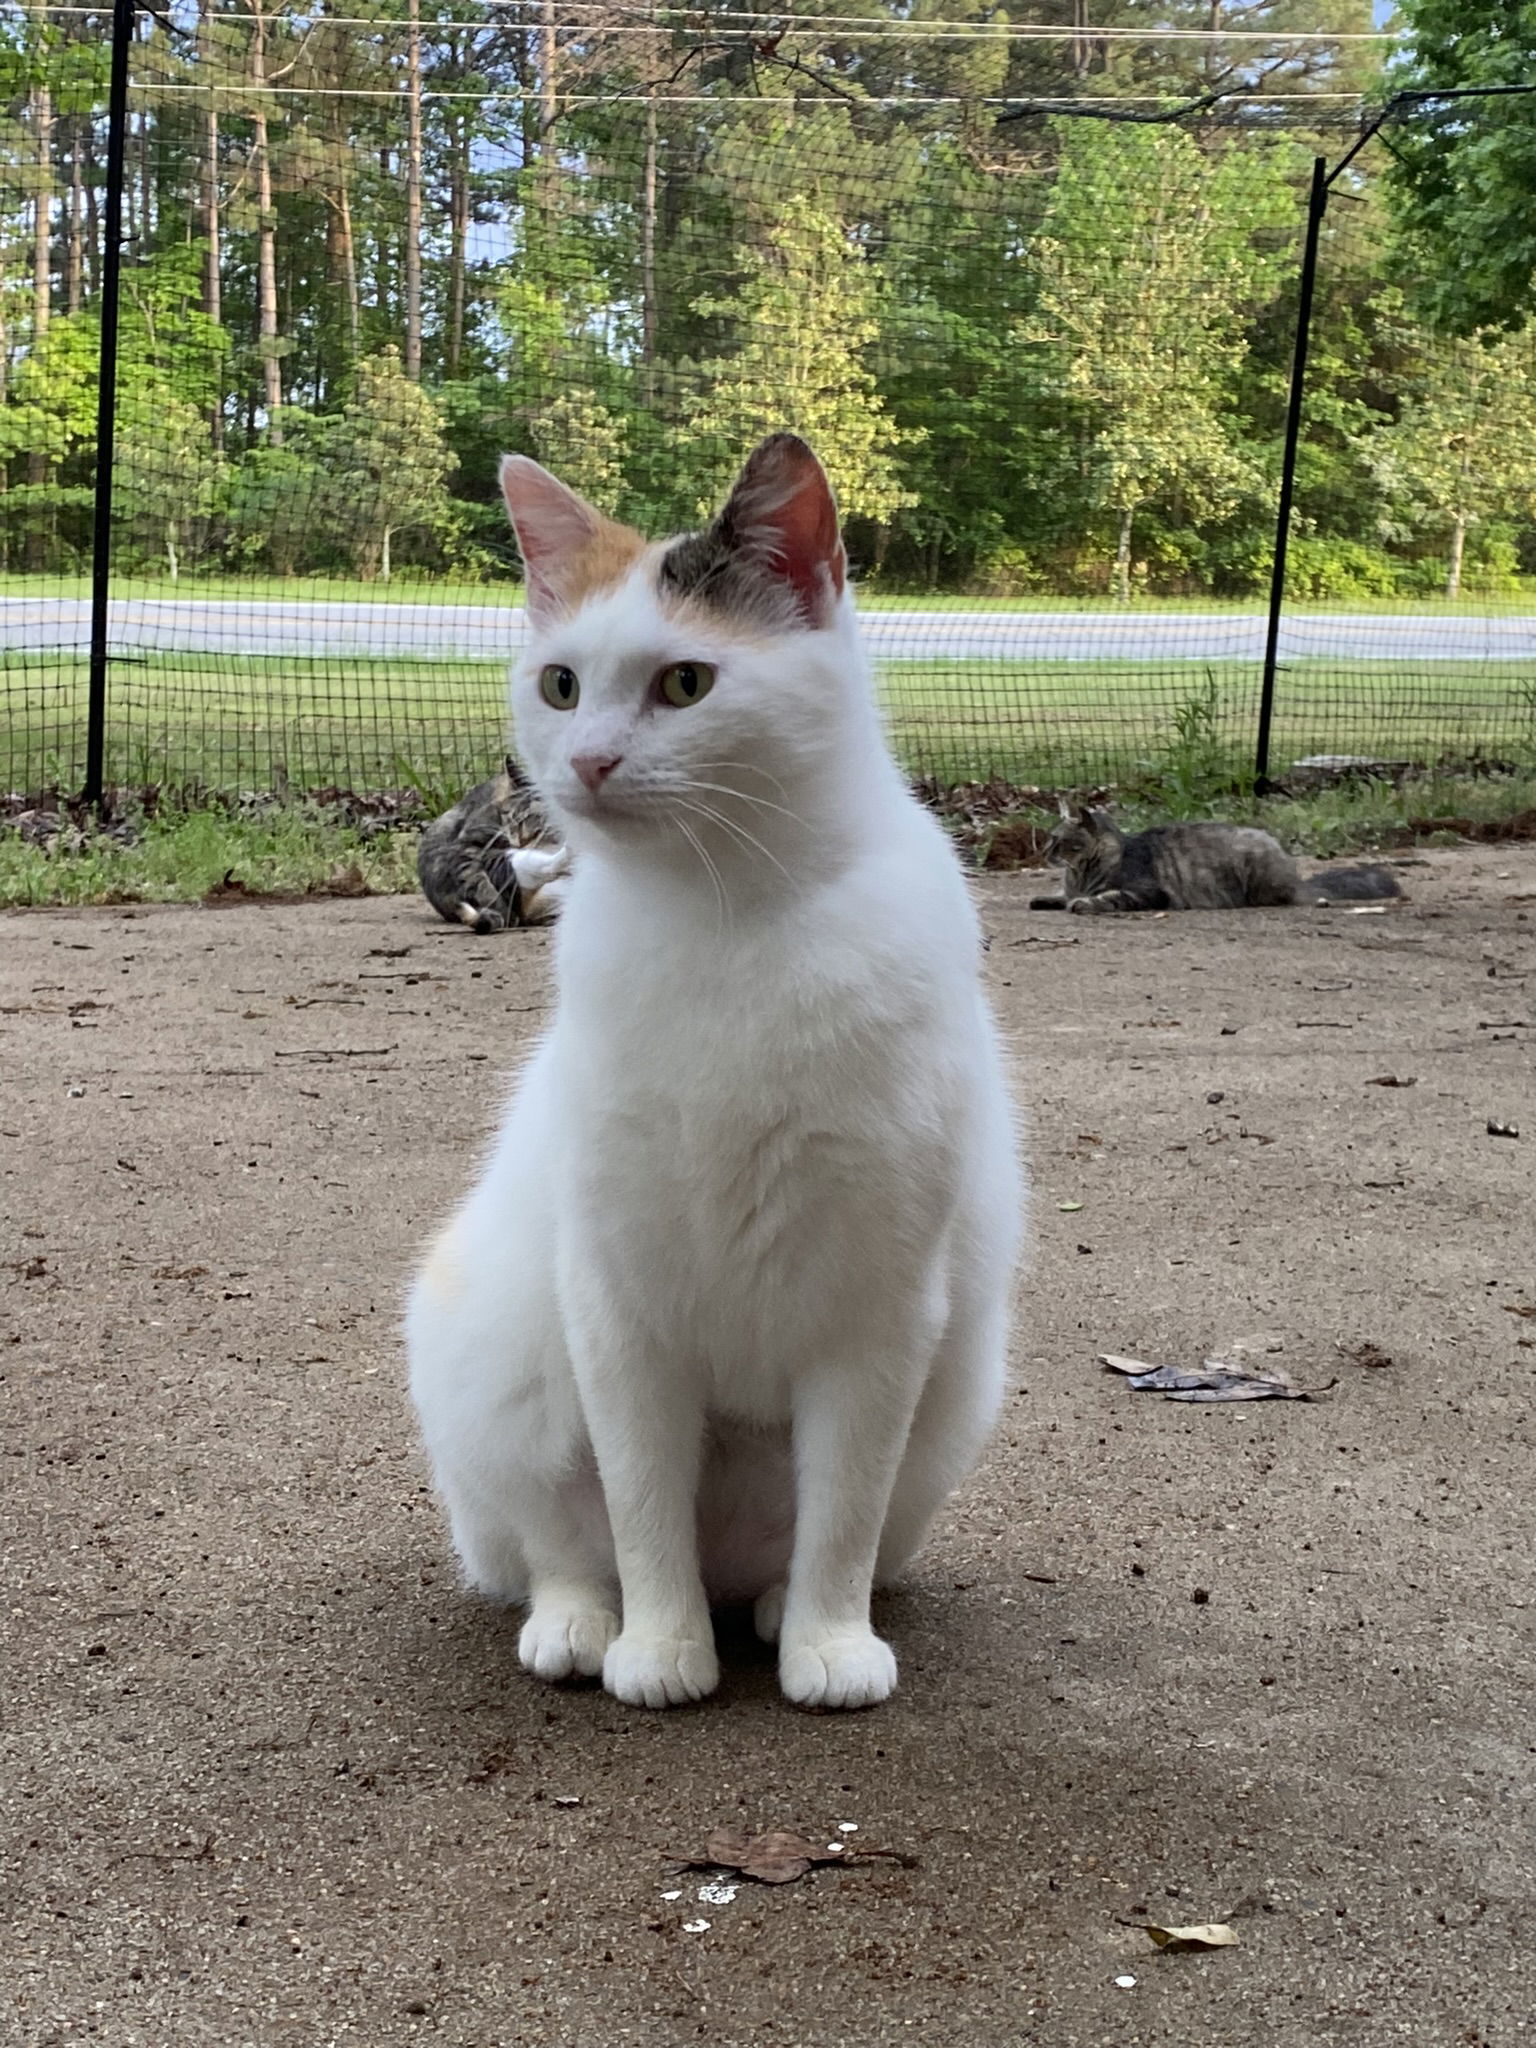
572,752,623,794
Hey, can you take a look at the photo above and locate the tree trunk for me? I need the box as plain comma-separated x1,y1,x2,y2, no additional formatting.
250,7,284,443
339,166,359,357
328,100,360,363
538,0,558,217
31,82,52,345
640,87,657,401
447,114,468,378
1114,505,1134,605
404,0,423,380
166,520,180,582
84,135,100,295
377,147,393,329
28,78,53,565
1446,514,1466,601
199,0,222,446
381,525,392,583
138,82,151,245
66,121,84,314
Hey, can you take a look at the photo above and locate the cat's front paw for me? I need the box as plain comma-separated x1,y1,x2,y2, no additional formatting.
779,1627,897,1710
519,1599,619,1682
603,1631,719,1709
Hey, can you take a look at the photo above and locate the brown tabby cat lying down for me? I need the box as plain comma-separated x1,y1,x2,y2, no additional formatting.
1031,806,1402,914
417,757,570,932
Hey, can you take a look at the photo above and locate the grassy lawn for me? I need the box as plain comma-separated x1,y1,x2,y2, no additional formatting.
5,757,1534,910
0,573,529,608
5,652,1536,795
4,570,1534,617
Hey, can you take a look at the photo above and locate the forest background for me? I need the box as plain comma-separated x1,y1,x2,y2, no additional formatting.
5,0,1535,608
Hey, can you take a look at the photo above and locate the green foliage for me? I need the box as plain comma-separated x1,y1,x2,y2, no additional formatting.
1364,312,1536,596
5,11,1536,611
1385,0,1536,334
114,392,226,580
1133,671,1255,816
1026,124,1294,601
1284,536,1403,601
689,193,916,529
303,348,457,580
0,803,419,909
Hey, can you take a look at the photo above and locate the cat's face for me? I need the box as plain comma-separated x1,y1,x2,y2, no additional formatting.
501,436,853,849
1044,807,1111,867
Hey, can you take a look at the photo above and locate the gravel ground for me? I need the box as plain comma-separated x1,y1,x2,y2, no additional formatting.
4,849,1534,2048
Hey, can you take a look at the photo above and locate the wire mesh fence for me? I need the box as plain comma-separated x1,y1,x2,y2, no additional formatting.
2,4,1534,803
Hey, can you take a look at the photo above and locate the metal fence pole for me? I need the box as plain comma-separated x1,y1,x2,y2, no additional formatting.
1255,153,1328,793
83,0,135,808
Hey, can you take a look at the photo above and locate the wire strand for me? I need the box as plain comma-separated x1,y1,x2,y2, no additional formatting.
21,2,1407,38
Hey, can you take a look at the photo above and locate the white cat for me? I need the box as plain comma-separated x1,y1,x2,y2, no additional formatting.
406,434,1023,1710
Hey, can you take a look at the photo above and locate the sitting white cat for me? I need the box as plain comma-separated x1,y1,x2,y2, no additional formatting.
406,434,1024,1710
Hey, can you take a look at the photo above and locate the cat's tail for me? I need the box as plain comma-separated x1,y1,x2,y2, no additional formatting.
1294,863,1403,904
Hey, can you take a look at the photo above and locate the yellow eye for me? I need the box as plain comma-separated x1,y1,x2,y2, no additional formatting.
657,661,716,708
539,664,579,710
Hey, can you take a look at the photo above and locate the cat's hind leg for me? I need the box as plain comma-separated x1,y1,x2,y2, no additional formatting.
407,1212,620,1682
875,1285,1010,1586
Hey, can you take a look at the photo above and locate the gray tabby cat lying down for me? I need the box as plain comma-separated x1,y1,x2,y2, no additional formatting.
417,756,571,932
1031,806,1402,914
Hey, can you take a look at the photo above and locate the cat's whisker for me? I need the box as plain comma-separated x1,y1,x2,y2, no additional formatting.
678,777,805,827
689,760,791,800
677,797,795,886
674,812,731,932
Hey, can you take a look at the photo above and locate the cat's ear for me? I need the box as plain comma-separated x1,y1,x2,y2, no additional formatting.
714,434,847,628
499,455,642,625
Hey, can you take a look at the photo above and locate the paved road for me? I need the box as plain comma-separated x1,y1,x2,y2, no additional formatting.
5,594,1535,662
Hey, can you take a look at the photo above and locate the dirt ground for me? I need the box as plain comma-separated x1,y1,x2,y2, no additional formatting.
4,848,1535,2048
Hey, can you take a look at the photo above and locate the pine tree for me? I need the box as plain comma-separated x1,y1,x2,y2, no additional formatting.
690,194,915,529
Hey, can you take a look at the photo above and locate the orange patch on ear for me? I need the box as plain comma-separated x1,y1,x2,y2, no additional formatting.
566,517,647,604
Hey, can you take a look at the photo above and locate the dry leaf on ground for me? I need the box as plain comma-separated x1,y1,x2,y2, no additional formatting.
673,1828,914,1886
1142,1922,1239,1952
1366,1074,1417,1088
1099,1353,1315,1403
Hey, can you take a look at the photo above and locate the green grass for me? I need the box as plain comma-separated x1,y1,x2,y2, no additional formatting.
7,652,1536,795
0,572,528,607
5,765,1534,909
0,803,420,908
4,569,1533,616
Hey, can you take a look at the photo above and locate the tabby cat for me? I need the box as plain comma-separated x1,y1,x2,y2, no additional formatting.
417,756,570,931
1031,806,1402,914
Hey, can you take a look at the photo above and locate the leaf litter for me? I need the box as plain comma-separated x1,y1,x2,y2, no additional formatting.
1099,1353,1328,1403
672,1827,915,1887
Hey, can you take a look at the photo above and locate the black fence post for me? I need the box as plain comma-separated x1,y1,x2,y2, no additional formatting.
84,0,135,808
1255,153,1328,793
